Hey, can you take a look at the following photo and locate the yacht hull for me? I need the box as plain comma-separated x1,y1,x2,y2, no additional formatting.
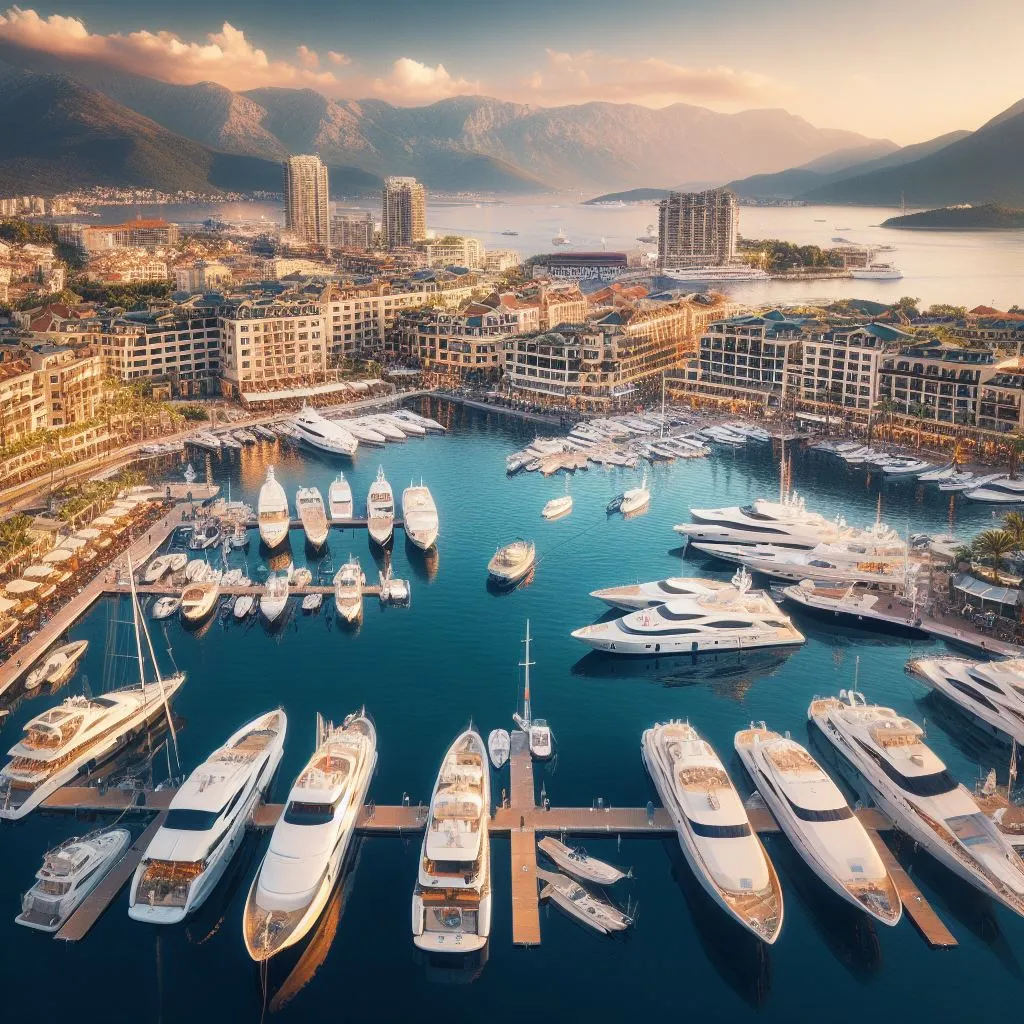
781,593,926,637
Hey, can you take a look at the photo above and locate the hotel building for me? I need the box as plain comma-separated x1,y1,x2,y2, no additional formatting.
658,188,739,269
283,155,331,247
382,177,427,247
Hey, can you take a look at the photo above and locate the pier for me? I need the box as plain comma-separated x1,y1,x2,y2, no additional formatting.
37,735,958,949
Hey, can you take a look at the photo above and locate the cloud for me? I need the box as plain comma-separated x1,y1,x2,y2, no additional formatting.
327,50,350,67
371,57,478,103
296,45,319,69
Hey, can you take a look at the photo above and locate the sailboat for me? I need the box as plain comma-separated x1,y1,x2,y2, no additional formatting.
512,621,553,760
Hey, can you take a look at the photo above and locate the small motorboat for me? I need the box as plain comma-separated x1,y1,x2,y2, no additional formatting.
228,522,249,549
188,521,222,551
487,729,511,769
542,494,573,521
151,596,181,620
378,565,411,605
301,593,323,613
233,595,255,619
143,555,176,584
620,473,650,516
488,539,536,587
25,640,89,690
538,870,633,934
184,559,210,582
334,557,364,623
538,836,629,885
260,574,290,623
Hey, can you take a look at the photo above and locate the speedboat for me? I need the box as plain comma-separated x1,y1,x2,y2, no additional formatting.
130,710,287,924
487,539,535,587
188,521,222,551
620,473,650,516
260,575,290,624
590,575,734,611
291,406,359,457
573,568,805,655
412,728,491,954
334,558,364,623
882,457,933,477
342,419,386,446
809,691,1024,917
296,487,329,550
402,482,439,550
734,724,901,926
243,710,376,961
642,720,783,943
487,729,510,769
965,476,1024,503
301,593,323,613
258,467,291,549
329,473,353,521
366,467,395,546
25,640,89,691
907,656,1024,745
144,555,178,584
537,836,628,886
16,827,132,932
180,579,221,624
233,595,255,619
151,596,181,620
539,872,632,934
360,415,405,441
541,494,573,521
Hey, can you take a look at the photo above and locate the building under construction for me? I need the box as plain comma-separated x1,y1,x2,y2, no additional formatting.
658,187,739,269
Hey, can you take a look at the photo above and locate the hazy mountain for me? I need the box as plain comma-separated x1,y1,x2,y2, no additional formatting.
728,130,970,199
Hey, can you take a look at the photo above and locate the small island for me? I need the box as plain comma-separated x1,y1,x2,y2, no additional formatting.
881,203,1024,230
583,188,671,205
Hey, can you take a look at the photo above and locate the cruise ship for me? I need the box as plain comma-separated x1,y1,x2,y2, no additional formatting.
291,406,359,457
734,724,901,926
809,691,1024,916
130,710,287,924
412,728,491,953
401,482,439,550
572,569,805,655
642,720,783,942
244,710,377,961
907,656,1024,745
258,467,291,549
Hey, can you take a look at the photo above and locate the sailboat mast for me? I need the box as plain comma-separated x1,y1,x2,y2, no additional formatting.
127,552,148,696
520,620,534,726
660,371,666,439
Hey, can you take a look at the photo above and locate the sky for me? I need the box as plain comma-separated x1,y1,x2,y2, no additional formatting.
1,1,1022,143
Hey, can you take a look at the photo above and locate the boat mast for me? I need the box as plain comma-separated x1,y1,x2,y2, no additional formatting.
660,372,666,439
520,620,534,727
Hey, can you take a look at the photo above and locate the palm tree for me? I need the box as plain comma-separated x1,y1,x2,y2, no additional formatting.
1009,433,1024,480
873,398,896,443
908,402,927,447
972,529,1017,583
1005,512,1024,551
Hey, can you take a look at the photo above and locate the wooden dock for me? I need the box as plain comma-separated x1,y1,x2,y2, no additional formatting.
510,828,542,945
55,812,167,942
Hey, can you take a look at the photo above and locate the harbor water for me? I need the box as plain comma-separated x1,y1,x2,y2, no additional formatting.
3,399,1023,1021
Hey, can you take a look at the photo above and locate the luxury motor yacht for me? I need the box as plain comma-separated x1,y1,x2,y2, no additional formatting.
291,406,359,457
809,691,1024,917
17,827,132,932
487,539,536,587
260,575,290,624
296,487,329,550
334,558,364,623
620,473,651,516
328,473,353,520
907,656,1024,745
244,710,377,961
642,720,783,942
779,580,924,634
399,482,437,551
573,568,805,655
734,724,901,926
258,467,291,549
342,419,386,446
393,408,445,433
180,578,221,624
412,728,491,954
590,575,734,611
677,494,847,548
366,467,395,546
361,415,406,441
25,640,89,691
965,476,1024,503
384,412,425,436
130,710,287,924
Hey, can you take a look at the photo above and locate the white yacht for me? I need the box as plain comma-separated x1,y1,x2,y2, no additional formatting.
328,473,353,521
677,494,846,548
620,473,651,516
393,408,445,433
809,691,1024,917
144,554,185,584
25,640,89,691
260,574,290,624
258,467,291,549
539,872,633,933
184,558,209,582
244,710,377,961
542,494,573,521
384,412,425,436
907,656,1024,745
291,406,359,457
487,729,510,769
187,521,222,551
129,710,287,924
296,487,329,550
180,578,221,623
334,558,364,623
965,476,1024,503
660,265,771,284
642,720,783,942
402,482,439,550
16,827,132,932
233,595,255,619
882,457,934,477
590,575,734,611
342,419,386,446
537,837,628,886
366,467,395,546
850,263,903,280
412,728,491,954
361,415,406,441
151,596,181,620
734,724,901,926
573,569,805,655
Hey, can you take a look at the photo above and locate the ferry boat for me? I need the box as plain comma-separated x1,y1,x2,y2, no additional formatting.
412,728,491,954
129,710,287,924
16,827,132,932
366,467,395,546
590,575,733,611
258,467,291,549
328,473,353,520
291,406,358,457
642,720,783,943
850,263,903,280
244,710,377,961
809,691,1024,917
659,265,770,284
401,482,439,550
296,487,329,550
25,640,89,691
487,539,535,587
734,724,901,926
334,557,364,623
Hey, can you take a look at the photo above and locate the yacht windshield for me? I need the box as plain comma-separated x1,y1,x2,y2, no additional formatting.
164,808,221,831
283,801,337,826
784,794,853,822
686,816,751,839
854,738,958,797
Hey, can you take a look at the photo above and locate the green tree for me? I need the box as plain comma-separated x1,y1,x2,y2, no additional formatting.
891,296,921,320
972,529,1017,583
1004,511,1024,550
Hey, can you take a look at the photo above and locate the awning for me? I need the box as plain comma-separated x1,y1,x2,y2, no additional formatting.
23,564,54,579
42,548,75,563
74,528,102,540
0,596,16,614
5,579,39,594
951,573,1021,607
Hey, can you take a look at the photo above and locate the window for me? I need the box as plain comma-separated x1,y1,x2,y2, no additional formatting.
785,794,853,822
854,738,957,796
165,808,221,831
284,801,338,825
686,816,751,838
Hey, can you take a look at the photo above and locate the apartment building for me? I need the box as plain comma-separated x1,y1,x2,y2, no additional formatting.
283,155,330,247
658,187,739,269
100,303,222,397
978,369,1024,433
389,304,520,375
878,342,996,424
483,248,521,273
331,209,374,250
420,236,485,268
0,357,44,444
59,219,180,253
382,177,427,247
218,298,325,396
83,251,170,284
174,261,233,294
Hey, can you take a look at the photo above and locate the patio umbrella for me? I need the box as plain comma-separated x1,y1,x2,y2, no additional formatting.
5,578,39,594
0,596,16,615
74,528,102,540
92,516,117,527
23,564,54,579
42,548,75,563
61,537,88,551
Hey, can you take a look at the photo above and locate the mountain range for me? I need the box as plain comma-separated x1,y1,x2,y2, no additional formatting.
0,41,889,197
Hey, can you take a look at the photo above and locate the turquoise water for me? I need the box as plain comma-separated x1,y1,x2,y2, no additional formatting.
2,399,1022,1022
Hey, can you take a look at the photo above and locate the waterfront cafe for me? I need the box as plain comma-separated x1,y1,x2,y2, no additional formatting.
951,573,1022,621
